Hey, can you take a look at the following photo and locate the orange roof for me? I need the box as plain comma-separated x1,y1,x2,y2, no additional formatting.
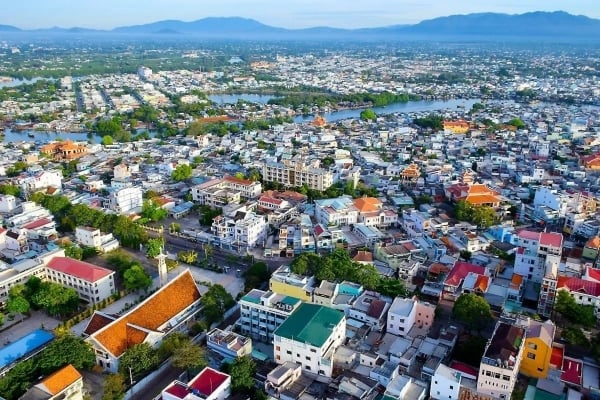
586,236,600,249
353,197,381,212
91,270,201,357
39,364,82,395
475,275,490,292
510,273,524,289
468,183,499,195
465,194,501,205
353,250,373,262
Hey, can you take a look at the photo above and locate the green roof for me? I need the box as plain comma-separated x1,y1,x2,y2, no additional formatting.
274,303,344,348
241,294,261,304
281,296,301,306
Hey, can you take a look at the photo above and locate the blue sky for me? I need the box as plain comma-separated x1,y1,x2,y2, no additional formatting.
4,0,600,29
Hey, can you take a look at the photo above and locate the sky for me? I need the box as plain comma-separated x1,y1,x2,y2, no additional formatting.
4,0,600,30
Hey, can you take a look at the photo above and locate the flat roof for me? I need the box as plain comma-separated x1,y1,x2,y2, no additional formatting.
274,303,344,348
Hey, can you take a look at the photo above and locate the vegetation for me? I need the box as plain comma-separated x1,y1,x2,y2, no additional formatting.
122,264,153,293
222,356,258,395
171,164,193,182
554,290,596,328
413,114,444,130
243,262,271,292
141,199,168,222
101,374,126,400
0,184,21,197
118,343,159,379
452,293,493,332
360,108,377,121
200,284,236,326
178,250,199,264
268,91,418,109
454,200,498,228
145,238,164,258
199,205,223,226
159,332,207,371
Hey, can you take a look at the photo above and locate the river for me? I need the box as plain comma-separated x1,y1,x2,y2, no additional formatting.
0,77,47,89
208,94,275,104
2,128,92,143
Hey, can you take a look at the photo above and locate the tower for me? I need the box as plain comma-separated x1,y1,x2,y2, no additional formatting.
157,245,168,288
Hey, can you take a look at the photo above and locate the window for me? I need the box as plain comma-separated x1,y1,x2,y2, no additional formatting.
275,346,280,351
527,352,536,360
306,356,311,361
286,350,292,355
527,343,537,350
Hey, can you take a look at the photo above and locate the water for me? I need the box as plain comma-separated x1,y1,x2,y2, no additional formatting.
0,77,46,88
208,93,275,104
0,329,54,368
3,128,92,143
294,98,480,123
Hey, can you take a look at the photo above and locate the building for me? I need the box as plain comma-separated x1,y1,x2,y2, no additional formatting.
75,226,120,253
443,261,488,300
113,163,131,180
19,170,63,195
347,291,391,332
430,363,477,400
269,266,316,302
273,303,345,377
352,196,398,228
104,186,143,214
514,230,562,283
262,159,334,191
138,66,153,80
264,362,303,398
161,367,231,400
206,328,252,363
314,196,358,227
519,320,555,379
20,364,83,400
477,321,525,399
46,257,116,305
237,289,302,343
0,194,17,213
40,141,87,160
387,297,436,337
445,183,502,207
86,270,202,372
443,120,470,134
191,176,262,206
211,210,268,249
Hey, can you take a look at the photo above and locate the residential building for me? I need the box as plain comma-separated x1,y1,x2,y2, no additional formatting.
264,362,303,398
387,297,435,337
347,291,391,332
262,159,334,191
445,183,502,207
104,186,143,214
477,321,525,399
402,209,432,236
20,364,83,400
86,270,202,372
353,196,398,228
0,194,17,213
443,261,488,300
211,210,267,249
161,367,231,400
19,170,63,195
430,363,477,400
514,230,562,283
269,265,316,302
236,289,302,342
75,226,119,253
443,120,470,134
314,196,358,227
520,320,555,379
46,257,116,304
40,140,87,160
191,176,262,206
113,163,131,180
273,303,345,377
206,328,252,363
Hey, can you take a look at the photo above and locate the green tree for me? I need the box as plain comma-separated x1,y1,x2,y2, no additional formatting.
376,279,408,298
141,199,168,222
158,332,190,359
171,164,193,182
452,293,493,332
243,262,271,292
507,118,526,130
119,343,159,378
201,284,235,326
37,334,96,374
145,238,163,258
471,206,497,228
177,250,198,264
0,184,21,197
6,295,29,322
31,282,79,317
459,250,472,261
360,109,376,121
101,374,126,400
123,264,153,293
102,135,114,146
64,244,83,260
228,356,257,394
172,341,207,370
169,222,181,233
554,290,596,327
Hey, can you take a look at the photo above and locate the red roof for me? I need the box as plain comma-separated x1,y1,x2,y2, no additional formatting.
22,217,53,230
449,361,479,379
558,276,600,297
540,232,563,248
517,230,541,241
445,261,486,287
188,367,229,396
551,345,564,369
586,267,600,283
561,357,582,385
165,382,189,399
47,257,114,283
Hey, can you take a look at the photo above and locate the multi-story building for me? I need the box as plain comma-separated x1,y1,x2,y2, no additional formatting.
191,176,262,206
19,170,63,196
21,364,84,400
314,196,358,227
40,140,87,161
104,186,143,214
75,226,119,253
273,303,345,377
430,363,478,400
206,328,252,364
269,265,316,302
262,159,334,191
514,230,562,283
387,297,436,337
353,197,398,228
477,321,525,399
519,320,555,379
161,367,231,400
277,214,315,255
347,291,391,332
87,270,202,372
211,210,267,249
0,194,17,213
236,289,302,343
402,209,432,236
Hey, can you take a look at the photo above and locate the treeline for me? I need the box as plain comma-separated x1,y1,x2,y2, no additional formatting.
30,193,148,248
268,91,420,109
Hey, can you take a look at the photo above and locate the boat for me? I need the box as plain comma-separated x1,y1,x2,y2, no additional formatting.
28,133,35,138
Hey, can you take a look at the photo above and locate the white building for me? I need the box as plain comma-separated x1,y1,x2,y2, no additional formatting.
273,303,345,377
75,226,120,253
347,291,391,332
104,186,143,214
138,66,153,80
430,363,477,400
211,210,267,249
22,364,84,400
0,195,17,213
314,196,359,227
161,367,231,400
387,297,436,337
45,256,116,304
262,159,334,191
190,176,261,207
514,230,562,283
19,170,63,195
113,163,131,180
402,209,432,236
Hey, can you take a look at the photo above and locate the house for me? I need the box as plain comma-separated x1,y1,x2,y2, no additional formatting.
269,265,316,302
161,367,231,400
40,140,87,160
387,297,435,338
443,261,487,300
477,321,525,399
104,186,143,214
206,328,252,364
191,176,262,207
86,269,202,372
46,257,116,305
273,303,345,377
520,320,556,379
19,170,63,195
264,362,304,398
347,291,391,332
211,210,268,250
430,363,478,400
314,196,358,227
445,183,502,207
75,226,120,253
352,196,398,228
0,194,17,213
514,230,562,283
20,364,83,400
443,120,470,134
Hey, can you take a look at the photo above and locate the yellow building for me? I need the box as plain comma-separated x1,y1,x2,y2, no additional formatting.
269,266,315,302
520,320,555,378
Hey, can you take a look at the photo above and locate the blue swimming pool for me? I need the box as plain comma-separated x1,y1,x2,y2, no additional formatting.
0,329,54,369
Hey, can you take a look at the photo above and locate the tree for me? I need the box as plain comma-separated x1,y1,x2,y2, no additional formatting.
228,356,257,394
101,374,126,400
31,282,79,317
554,290,596,327
454,200,472,221
0,184,21,197
471,206,497,228
452,293,493,332
243,262,271,292
171,164,193,182
145,238,163,258
169,222,181,233
203,243,214,260
459,250,472,261
37,334,95,374
141,199,167,222
64,244,83,260
507,118,526,130
119,343,159,378
201,284,235,326
178,250,198,264
360,109,376,121
7,295,29,321
102,135,114,146
172,341,207,370
123,264,153,292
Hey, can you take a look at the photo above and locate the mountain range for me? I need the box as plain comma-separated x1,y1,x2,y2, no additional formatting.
0,11,598,40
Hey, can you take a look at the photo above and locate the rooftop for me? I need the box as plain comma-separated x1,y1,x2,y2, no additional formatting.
38,364,82,396
274,303,344,348
47,256,114,283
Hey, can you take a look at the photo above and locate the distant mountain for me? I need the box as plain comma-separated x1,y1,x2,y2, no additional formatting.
2,12,600,40
0,24,21,32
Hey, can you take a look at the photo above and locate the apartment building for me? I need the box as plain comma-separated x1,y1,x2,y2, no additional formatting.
314,196,358,227
347,291,391,332
236,289,302,343
273,303,345,377
269,265,316,302
75,226,119,253
477,321,525,399
206,328,252,363
387,297,436,337
519,320,555,379
514,230,562,283
104,186,143,214
211,211,267,249
191,176,262,207
262,159,334,191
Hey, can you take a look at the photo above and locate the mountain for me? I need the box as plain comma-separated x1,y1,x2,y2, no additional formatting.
0,24,21,32
112,17,286,36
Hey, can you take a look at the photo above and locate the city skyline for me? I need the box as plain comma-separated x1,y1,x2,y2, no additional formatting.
3,0,600,30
